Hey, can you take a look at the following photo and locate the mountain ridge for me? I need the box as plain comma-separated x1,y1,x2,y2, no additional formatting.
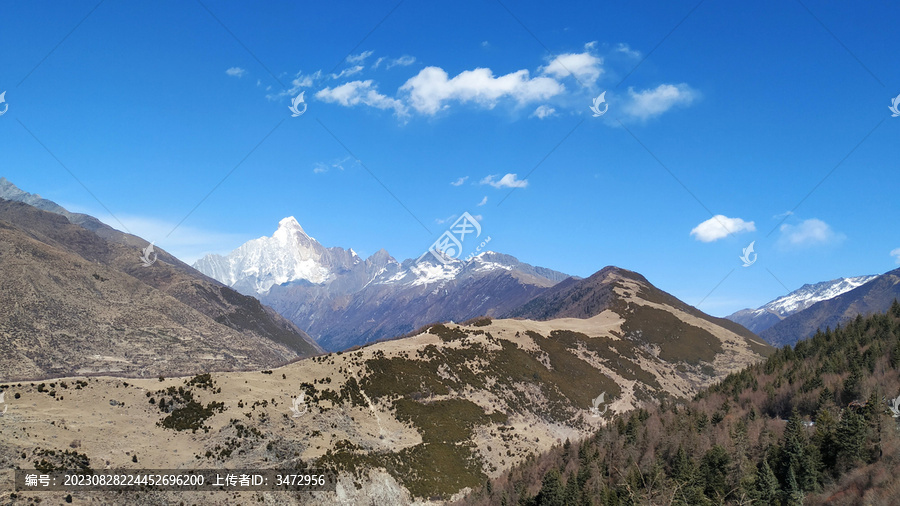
759,267,900,346
726,275,878,334
193,216,572,351
0,260,771,502
0,181,323,380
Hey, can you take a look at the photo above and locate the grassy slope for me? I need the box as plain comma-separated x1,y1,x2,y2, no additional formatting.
463,301,900,506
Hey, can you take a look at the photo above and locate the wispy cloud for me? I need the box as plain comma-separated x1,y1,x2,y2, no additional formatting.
778,218,845,248
614,43,641,59
315,80,408,117
387,55,416,69
331,65,364,80
450,176,468,186
313,156,354,174
346,50,374,64
892,248,900,264
225,67,246,78
690,215,756,242
477,196,488,206
266,69,322,100
531,105,556,119
480,173,528,189
623,84,698,120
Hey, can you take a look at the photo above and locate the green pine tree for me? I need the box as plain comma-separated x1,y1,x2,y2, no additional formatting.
836,408,867,472
754,458,779,505
536,469,565,506
780,409,819,492
812,406,839,476
563,473,580,505
700,445,730,501
782,466,803,506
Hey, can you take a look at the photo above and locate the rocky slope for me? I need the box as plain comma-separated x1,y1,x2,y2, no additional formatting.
0,266,770,504
0,195,322,381
726,275,878,334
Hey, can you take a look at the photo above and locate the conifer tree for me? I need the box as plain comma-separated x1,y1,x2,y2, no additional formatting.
783,466,803,506
536,469,564,506
836,409,867,472
812,406,839,476
780,409,819,492
754,458,778,505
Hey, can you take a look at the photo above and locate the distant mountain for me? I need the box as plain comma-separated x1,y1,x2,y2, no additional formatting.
726,275,878,334
193,216,361,295
0,180,322,380
759,267,900,347
194,217,571,351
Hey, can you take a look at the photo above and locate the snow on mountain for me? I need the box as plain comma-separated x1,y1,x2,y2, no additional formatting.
726,275,879,334
764,276,879,315
193,216,359,295
194,217,561,296
194,217,571,351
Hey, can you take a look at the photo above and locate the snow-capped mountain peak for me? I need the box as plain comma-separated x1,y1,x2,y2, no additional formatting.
727,275,879,334
193,217,355,294
275,215,305,234
763,276,879,316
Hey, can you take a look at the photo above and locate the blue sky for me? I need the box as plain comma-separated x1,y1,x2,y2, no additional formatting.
1,0,898,317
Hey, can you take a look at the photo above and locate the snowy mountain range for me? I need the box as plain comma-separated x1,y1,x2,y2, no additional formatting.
758,268,900,347
193,217,361,295
193,216,570,350
726,275,879,334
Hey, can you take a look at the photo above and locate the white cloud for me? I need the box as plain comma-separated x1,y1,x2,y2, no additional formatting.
623,83,697,120
614,43,641,58
480,173,528,189
690,215,756,242
315,80,407,117
266,70,322,100
372,57,386,69
436,214,458,225
539,52,603,84
451,176,468,186
778,218,845,247
531,105,556,119
400,66,564,115
313,156,353,174
892,248,900,264
346,50,374,64
225,67,246,78
773,210,795,220
387,55,416,69
331,65,364,80
477,196,488,206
